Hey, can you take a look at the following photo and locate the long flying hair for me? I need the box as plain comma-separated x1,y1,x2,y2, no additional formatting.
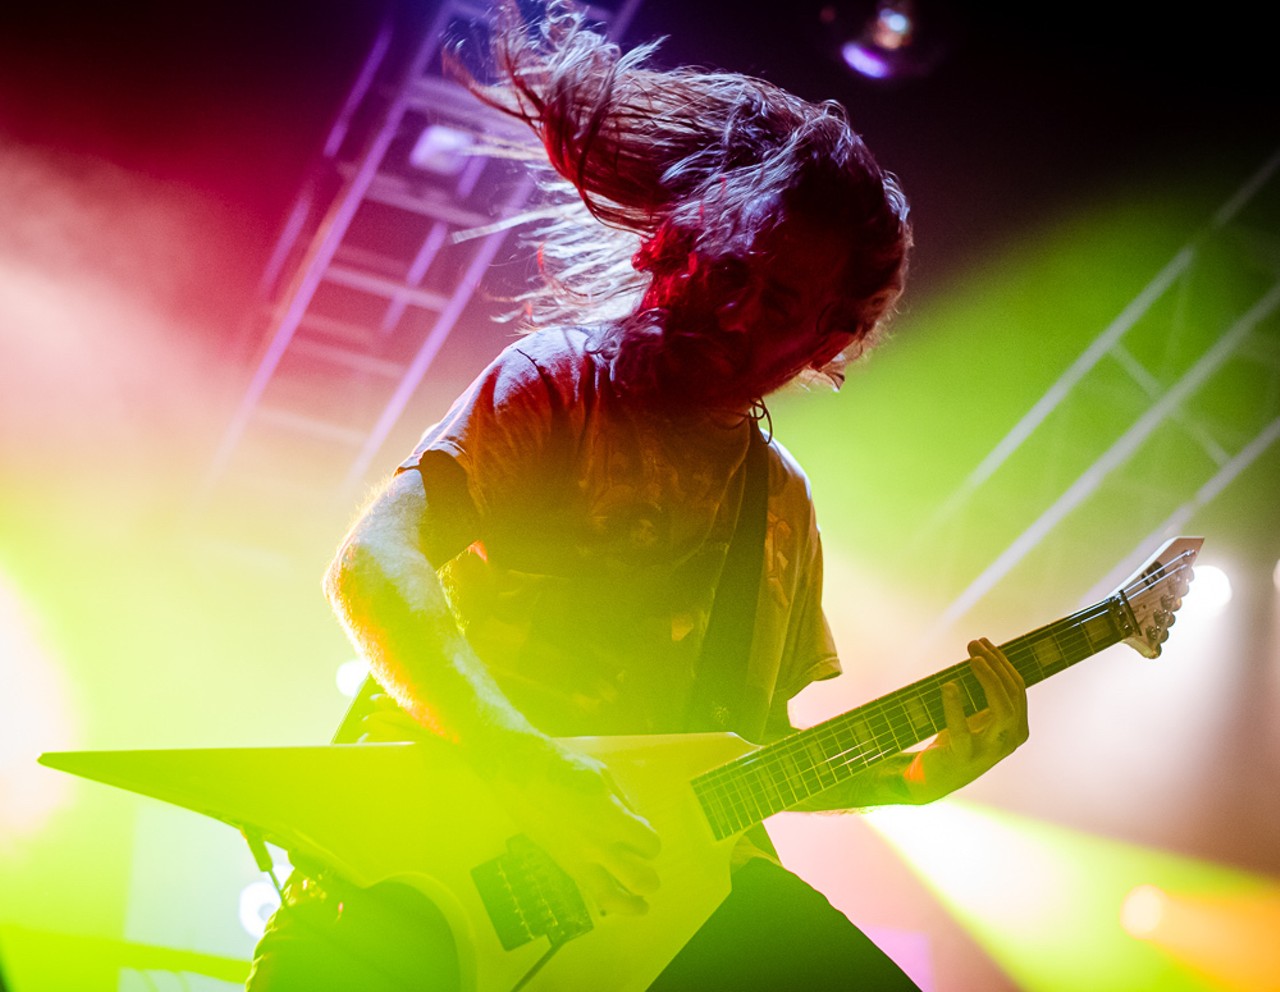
453,1,912,403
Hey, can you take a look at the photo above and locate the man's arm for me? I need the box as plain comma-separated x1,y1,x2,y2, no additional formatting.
794,638,1030,811
324,464,661,914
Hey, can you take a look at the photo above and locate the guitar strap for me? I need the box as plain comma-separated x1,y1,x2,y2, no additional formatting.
685,421,769,739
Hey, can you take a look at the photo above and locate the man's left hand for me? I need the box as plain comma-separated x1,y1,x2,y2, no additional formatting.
903,637,1028,804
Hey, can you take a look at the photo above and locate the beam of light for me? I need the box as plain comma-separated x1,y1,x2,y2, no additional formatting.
0,570,78,844
861,800,1280,992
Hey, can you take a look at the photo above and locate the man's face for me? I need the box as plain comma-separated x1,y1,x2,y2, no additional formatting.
715,218,860,402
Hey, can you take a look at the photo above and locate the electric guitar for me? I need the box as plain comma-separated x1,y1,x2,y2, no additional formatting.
40,536,1202,991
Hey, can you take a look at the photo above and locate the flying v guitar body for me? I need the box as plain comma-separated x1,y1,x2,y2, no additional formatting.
41,732,759,992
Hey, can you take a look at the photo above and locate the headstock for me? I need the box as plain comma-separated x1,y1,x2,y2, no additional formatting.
1113,536,1203,658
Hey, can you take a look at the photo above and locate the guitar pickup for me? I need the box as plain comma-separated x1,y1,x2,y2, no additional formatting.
471,834,594,951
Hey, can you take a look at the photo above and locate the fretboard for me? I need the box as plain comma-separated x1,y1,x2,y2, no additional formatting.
692,596,1128,840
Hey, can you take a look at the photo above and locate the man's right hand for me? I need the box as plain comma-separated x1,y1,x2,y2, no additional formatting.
327,470,663,915
486,741,662,917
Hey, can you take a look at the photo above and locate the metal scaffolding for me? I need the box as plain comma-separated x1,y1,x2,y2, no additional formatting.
915,148,1280,647
194,0,642,558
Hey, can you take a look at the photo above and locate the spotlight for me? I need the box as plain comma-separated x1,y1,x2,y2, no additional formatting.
1121,884,1167,939
1187,565,1232,618
409,124,475,175
835,1,946,81
239,878,282,938
336,657,369,698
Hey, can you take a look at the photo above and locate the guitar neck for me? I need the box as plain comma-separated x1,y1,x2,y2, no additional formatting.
693,595,1131,840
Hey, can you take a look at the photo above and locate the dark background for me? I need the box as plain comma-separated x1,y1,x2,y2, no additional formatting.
0,1,1272,302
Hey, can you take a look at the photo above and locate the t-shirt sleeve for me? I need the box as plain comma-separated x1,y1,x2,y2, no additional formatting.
790,525,843,691
398,341,574,522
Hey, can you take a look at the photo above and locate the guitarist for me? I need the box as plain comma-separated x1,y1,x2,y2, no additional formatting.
247,2,1029,989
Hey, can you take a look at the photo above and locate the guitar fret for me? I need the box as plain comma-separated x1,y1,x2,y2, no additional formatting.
1060,625,1086,661
835,722,860,761
697,780,733,837
725,774,755,828
1081,612,1113,654
901,695,934,736
776,757,801,806
1032,634,1065,674
698,772,737,834
799,738,827,796
813,729,842,790
865,710,895,754
1009,645,1046,686
771,756,801,813
774,748,803,804
1006,601,1123,689
754,765,784,812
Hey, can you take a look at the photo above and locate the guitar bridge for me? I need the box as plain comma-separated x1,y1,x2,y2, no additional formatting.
471,834,593,951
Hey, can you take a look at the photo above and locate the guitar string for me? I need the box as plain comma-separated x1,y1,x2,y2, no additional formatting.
742,548,1195,793
701,552,1196,830
699,617,1098,831
695,622,1080,832
695,553,1195,833
730,556,1183,819
710,603,1102,792
694,558,1186,829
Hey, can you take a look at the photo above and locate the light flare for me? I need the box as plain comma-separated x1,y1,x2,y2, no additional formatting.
0,571,79,843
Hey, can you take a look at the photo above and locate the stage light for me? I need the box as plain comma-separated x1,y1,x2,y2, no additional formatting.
409,124,475,176
1121,883,1167,938
869,4,914,49
238,860,291,939
1186,564,1232,618
837,1,944,82
335,657,369,698
239,878,279,938
841,40,896,80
